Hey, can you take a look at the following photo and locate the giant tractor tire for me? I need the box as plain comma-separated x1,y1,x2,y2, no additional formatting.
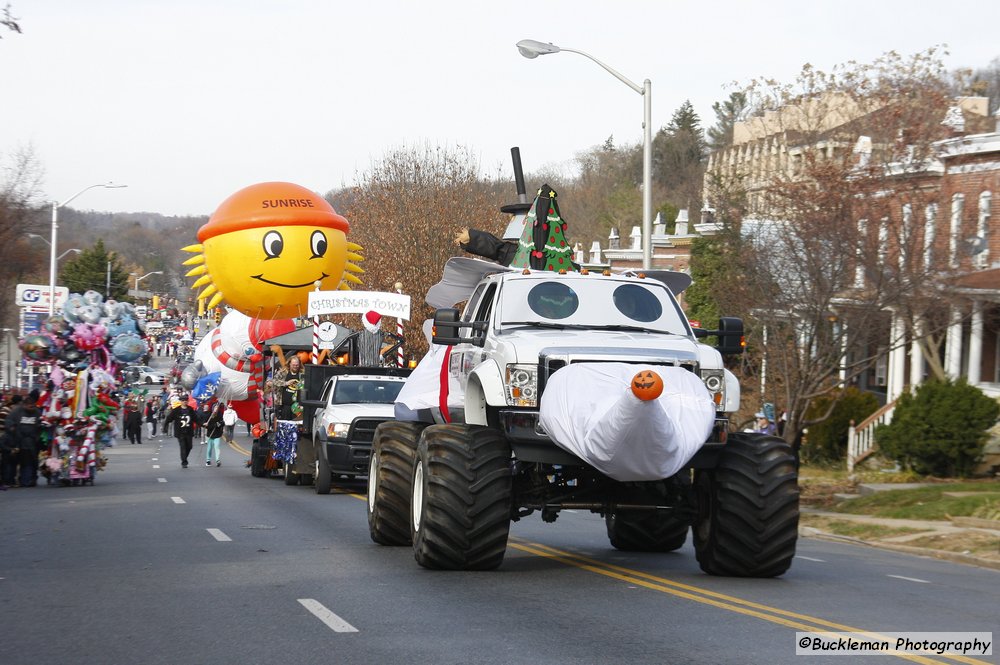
693,433,799,577
410,424,512,570
367,421,427,545
606,478,691,552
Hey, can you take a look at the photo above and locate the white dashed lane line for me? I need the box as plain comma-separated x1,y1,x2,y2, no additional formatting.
207,528,231,542
157,478,167,483
887,574,930,584
794,555,826,562
152,465,160,469
298,599,359,633
171,497,186,504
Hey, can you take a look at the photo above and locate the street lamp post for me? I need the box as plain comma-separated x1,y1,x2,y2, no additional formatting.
133,270,163,292
516,39,653,269
49,182,127,315
26,235,82,263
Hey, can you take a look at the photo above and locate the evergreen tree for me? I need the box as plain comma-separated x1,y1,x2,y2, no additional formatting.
652,100,706,210
876,379,999,477
60,239,131,300
706,91,748,151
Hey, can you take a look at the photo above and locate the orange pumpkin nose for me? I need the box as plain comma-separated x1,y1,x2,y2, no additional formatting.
630,369,664,401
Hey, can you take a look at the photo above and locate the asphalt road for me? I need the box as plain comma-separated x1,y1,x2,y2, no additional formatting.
1,431,997,665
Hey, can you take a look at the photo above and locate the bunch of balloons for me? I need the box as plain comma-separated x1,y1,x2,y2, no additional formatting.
19,290,149,369
16,290,153,482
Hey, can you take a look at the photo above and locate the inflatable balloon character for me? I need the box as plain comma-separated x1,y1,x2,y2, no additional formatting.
192,310,295,424
182,181,365,319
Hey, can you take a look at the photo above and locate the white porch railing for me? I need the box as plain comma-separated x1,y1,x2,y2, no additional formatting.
846,400,897,473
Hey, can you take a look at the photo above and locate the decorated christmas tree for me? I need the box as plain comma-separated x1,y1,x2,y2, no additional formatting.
510,184,576,271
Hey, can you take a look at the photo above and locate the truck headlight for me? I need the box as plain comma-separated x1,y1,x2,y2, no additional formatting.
701,369,725,410
505,364,538,407
326,422,350,438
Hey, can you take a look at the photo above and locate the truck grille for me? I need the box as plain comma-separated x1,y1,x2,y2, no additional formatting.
537,346,699,399
347,418,387,445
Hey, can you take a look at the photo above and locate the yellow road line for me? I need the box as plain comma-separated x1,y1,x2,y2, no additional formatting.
229,440,250,456
509,540,991,665
293,487,991,664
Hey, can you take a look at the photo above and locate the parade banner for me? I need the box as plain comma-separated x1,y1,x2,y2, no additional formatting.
308,290,411,320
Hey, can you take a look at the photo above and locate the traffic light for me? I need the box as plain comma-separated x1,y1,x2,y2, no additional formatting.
152,295,160,310
214,308,222,325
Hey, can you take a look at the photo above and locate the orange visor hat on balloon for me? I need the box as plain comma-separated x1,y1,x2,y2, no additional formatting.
196,181,349,242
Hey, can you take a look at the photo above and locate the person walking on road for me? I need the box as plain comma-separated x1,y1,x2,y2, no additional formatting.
158,387,172,436
222,402,238,444
0,394,22,489
124,400,143,445
204,402,225,467
197,402,211,446
164,394,197,468
6,389,43,487
144,397,159,439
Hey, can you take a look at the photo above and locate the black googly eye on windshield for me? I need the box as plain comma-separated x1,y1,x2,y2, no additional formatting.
262,231,284,259
310,230,328,259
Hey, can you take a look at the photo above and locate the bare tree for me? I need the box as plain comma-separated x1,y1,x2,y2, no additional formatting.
334,143,508,360
703,48,961,444
1,4,21,37
0,145,45,325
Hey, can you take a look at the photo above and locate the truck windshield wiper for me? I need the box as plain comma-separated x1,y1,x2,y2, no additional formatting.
501,321,587,330
591,324,670,334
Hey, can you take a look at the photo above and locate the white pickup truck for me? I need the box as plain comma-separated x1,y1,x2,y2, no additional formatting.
306,367,409,494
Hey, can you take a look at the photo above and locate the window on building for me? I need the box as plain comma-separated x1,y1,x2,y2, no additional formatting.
900,203,912,271
875,349,888,387
854,218,868,288
878,217,889,265
950,193,964,268
995,334,1000,383
975,191,991,269
923,203,937,269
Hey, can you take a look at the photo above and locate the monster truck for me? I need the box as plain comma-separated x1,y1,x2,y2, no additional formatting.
367,264,799,575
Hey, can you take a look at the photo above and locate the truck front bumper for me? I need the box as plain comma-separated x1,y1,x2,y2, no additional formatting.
322,438,371,475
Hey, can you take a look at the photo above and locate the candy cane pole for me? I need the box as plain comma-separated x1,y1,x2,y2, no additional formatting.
394,281,404,368
311,281,321,365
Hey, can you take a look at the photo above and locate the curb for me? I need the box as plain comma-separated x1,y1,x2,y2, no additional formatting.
952,516,1000,530
801,527,1000,572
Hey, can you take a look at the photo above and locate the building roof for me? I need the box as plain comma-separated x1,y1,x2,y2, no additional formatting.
954,268,1000,291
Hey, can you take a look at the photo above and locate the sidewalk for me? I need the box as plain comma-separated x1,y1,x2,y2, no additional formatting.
801,507,1000,571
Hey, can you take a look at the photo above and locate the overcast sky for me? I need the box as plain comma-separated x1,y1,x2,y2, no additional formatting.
3,0,998,217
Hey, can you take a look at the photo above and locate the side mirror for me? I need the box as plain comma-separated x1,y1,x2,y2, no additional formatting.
432,308,462,345
716,317,745,355
693,317,745,355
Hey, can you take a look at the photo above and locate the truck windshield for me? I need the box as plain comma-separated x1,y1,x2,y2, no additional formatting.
332,379,405,404
499,276,690,336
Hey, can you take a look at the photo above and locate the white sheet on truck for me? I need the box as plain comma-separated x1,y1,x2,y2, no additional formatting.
539,363,715,481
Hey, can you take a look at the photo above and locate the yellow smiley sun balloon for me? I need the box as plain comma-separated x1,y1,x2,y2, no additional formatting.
181,182,364,319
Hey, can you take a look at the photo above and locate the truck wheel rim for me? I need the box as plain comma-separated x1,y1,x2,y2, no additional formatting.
412,463,424,533
367,452,378,514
